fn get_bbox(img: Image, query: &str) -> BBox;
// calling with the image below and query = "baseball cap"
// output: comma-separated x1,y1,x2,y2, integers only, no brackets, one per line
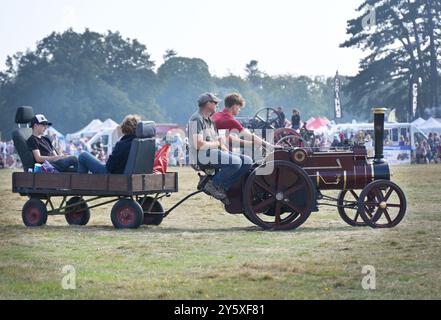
198,92,221,107
30,114,52,127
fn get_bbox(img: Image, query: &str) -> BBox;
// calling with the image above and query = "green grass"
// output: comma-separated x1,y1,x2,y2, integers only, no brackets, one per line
0,165,440,299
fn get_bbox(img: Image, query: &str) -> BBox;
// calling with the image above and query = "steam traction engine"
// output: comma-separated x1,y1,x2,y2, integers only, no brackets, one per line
224,108,407,231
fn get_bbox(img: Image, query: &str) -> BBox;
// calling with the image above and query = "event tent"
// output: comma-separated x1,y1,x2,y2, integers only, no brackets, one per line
412,117,426,126
67,119,104,140
66,118,119,141
101,119,119,130
419,117,441,135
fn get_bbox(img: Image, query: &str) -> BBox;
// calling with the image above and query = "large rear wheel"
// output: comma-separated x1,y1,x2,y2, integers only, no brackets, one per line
243,160,315,231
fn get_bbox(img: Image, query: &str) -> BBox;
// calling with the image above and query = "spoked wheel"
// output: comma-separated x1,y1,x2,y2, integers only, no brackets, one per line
251,107,284,131
243,160,315,231
22,198,48,227
337,190,368,227
138,197,164,226
65,197,90,226
357,180,407,228
111,199,143,229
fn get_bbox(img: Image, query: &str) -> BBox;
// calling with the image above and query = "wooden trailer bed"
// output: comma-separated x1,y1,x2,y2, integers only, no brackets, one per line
12,172,178,197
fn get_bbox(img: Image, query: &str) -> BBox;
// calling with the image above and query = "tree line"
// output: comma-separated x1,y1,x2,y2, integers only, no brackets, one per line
1,0,440,139
0,29,348,139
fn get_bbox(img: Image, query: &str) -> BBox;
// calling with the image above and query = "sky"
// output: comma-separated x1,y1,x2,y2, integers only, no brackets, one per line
0,0,364,77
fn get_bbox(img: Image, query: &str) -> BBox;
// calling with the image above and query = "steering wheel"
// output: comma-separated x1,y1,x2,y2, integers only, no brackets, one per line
251,108,284,131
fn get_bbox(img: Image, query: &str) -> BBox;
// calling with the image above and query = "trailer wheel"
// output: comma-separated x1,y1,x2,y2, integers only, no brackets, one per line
111,199,143,229
138,197,164,226
22,198,48,227
65,197,90,226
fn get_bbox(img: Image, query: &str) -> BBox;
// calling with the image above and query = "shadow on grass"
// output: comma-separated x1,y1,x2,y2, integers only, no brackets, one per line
0,224,363,234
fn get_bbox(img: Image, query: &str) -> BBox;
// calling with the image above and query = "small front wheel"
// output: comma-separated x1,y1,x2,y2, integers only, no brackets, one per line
357,180,407,228
111,199,143,229
22,198,48,227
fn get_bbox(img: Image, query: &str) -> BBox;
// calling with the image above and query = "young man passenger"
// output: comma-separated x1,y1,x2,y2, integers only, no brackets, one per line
187,93,253,204
212,93,275,151
27,114,78,172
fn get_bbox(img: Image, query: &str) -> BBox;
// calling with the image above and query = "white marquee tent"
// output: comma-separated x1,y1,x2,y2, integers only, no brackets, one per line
101,119,119,130
411,117,426,126
66,119,104,141
418,117,441,135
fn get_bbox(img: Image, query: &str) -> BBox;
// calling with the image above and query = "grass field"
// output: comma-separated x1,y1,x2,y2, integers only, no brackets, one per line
0,165,440,300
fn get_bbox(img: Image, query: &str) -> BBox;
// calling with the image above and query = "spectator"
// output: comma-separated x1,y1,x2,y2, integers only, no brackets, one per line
275,107,286,128
399,135,406,147
365,134,373,148
6,141,15,155
331,134,341,149
355,130,365,145
428,133,435,163
0,140,6,158
416,141,428,164
291,109,301,130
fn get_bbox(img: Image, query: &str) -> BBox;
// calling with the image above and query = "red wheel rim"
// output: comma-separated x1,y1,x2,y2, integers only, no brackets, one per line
117,206,136,226
26,207,42,224
69,208,86,222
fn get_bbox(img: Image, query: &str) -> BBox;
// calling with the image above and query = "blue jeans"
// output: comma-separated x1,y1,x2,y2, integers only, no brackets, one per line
208,150,253,191
51,156,78,172
78,152,108,174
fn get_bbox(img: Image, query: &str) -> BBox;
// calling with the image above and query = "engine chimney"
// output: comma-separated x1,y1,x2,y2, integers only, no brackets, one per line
372,108,387,163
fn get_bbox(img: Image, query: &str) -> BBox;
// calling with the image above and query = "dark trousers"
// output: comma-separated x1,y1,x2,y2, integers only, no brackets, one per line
51,156,78,172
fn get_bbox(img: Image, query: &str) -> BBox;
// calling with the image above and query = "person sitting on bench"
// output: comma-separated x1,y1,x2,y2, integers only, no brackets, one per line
78,115,141,174
27,114,78,172
188,92,253,204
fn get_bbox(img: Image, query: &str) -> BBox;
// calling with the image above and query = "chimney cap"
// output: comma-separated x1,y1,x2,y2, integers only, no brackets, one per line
372,108,388,115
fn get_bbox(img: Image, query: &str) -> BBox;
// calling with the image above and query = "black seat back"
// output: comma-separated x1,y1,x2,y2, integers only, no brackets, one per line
124,121,156,175
12,107,35,172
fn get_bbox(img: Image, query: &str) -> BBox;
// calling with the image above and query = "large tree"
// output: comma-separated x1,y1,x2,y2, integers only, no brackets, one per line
0,29,163,138
341,0,441,120
156,57,215,124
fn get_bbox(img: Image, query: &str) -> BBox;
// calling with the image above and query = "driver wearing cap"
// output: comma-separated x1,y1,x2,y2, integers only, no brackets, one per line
187,93,253,204
27,114,78,172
